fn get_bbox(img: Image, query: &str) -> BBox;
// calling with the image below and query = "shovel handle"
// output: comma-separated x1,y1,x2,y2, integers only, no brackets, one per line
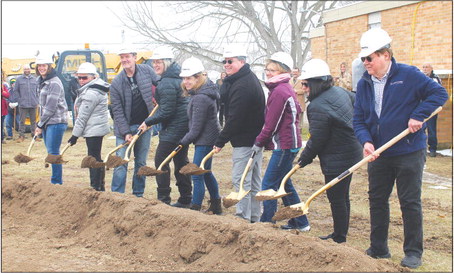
277,164,300,192
26,135,37,157
123,131,142,161
60,143,71,156
200,149,216,170
157,145,183,170
304,106,443,208
104,141,128,163
238,150,257,194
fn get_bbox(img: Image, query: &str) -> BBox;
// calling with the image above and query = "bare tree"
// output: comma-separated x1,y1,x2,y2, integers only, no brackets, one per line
114,1,349,69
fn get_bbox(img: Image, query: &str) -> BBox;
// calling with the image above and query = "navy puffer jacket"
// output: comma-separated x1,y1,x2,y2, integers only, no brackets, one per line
145,62,189,143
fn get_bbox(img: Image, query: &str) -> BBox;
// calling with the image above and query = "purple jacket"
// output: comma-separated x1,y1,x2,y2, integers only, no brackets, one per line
254,77,302,150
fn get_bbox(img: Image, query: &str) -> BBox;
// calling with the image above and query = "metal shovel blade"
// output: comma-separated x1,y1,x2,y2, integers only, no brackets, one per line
223,189,250,208
272,203,307,221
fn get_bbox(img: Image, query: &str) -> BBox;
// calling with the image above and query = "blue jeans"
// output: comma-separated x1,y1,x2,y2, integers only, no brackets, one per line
42,123,67,184
260,149,309,228
111,124,152,197
191,145,220,205
5,109,20,137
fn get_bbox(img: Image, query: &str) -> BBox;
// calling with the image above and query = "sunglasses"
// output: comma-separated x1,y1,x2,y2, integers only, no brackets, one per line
77,76,89,80
361,55,374,63
301,82,308,87
222,60,234,65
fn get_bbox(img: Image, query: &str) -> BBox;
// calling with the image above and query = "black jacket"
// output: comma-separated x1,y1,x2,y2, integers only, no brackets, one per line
145,62,189,143
299,86,362,175
215,64,265,148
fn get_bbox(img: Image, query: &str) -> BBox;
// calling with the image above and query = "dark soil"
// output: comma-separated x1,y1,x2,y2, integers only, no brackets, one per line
81,156,106,169
137,166,166,176
179,163,210,175
105,155,126,169
13,153,34,164
45,154,68,164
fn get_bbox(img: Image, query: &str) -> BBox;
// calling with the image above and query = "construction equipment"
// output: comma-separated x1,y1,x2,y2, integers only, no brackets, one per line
272,107,443,221
223,151,257,208
255,164,300,201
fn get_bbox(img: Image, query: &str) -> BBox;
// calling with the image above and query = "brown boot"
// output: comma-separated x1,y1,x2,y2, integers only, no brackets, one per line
16,136,25,143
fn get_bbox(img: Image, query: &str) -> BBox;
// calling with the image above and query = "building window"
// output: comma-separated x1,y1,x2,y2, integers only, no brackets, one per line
368,12,381,29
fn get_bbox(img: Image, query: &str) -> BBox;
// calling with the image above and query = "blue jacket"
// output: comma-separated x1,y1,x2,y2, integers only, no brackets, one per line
353,58,448,157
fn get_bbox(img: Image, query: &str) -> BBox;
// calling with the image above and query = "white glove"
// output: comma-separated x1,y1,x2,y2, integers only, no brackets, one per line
9,102,18,109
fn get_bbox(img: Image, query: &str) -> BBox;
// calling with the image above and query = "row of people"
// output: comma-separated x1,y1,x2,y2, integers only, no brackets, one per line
26,27,447,270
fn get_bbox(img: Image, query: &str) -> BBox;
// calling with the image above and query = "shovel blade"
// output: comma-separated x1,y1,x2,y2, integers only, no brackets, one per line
255,189,278,201
272,203,307,221
223,190,250,208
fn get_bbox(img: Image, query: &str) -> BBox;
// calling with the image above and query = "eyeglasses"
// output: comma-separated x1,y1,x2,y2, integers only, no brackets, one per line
77,76,89,80
222,60,234,65
361,55,374,63
301,82,308,87
264,69,277,73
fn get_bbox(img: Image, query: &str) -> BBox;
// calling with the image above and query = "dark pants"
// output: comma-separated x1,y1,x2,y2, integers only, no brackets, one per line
219,103,225,127
155,141,192,204
325,173,352,243
367,149,425,258
86,136,105,191
426,115,437,152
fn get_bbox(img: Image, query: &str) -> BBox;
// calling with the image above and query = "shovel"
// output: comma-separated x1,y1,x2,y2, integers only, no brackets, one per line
255,164,300,201
13,135,39,164
106,105,159,169
103,141,129,169
180,149,216,175
272,106,442,221
137,145,183,176
223,150,257,208
45,143,71,164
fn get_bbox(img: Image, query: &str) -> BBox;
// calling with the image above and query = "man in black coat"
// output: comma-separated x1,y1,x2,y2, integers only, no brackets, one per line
214,46,265,223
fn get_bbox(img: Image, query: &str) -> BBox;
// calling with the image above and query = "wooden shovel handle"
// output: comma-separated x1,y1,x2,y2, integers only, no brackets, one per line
304,106,443,207
60,143,71,156
26,135,37,156
157,145,183,170
200,149,216,170
238,151,257,193
277,164,300,192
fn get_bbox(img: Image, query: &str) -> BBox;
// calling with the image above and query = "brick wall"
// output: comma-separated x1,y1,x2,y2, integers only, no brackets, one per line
311,1,453,148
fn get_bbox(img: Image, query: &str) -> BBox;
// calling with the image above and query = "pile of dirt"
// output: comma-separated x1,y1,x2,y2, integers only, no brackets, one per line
1,179,405,272
13,153,34,164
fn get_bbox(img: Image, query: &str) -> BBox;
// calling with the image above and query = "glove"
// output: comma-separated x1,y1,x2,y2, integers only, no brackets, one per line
251,144,262,154
9,102,18,109
68,135,78,146
298,154,312,167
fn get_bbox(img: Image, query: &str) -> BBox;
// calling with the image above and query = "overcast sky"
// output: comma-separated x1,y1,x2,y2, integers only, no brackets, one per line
2,1,148,59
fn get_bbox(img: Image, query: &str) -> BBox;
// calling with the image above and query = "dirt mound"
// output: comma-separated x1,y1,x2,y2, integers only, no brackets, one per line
13,153,34,164
1,179,404,272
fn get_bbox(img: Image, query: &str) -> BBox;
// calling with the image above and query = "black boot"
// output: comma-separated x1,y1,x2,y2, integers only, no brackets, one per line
190,203,201,211
157,187,171,205
98,168,106,191
205,198,222,215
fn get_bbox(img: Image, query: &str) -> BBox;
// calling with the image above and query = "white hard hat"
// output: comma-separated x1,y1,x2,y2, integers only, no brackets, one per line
77,62,97,75
35,54,54,64
152,47,174,60
298,59,331,80
358,28,392,58
117,44,137,55
269,52,294,71
223,45,247,58
180,57,205,77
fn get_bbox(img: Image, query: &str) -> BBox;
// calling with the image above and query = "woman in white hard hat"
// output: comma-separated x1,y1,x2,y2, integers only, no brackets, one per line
138,47,192,207
178,57,222,214
297,59,362,243
251,52,310,231
67,62,110,191
34,54,69,185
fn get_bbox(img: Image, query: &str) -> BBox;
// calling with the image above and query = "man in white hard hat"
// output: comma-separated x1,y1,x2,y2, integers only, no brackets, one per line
13,63,38,142
213,45,265,223
353,28,448,269
110,45,160,197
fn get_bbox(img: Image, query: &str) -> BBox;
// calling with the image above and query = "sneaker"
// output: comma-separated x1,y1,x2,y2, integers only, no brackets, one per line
429,151,436,157
280,224,311,232
171,201,191,208
400,255,422,269
366,248,391,259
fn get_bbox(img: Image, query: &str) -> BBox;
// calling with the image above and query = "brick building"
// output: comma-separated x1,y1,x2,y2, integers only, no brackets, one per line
310,1,452,149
